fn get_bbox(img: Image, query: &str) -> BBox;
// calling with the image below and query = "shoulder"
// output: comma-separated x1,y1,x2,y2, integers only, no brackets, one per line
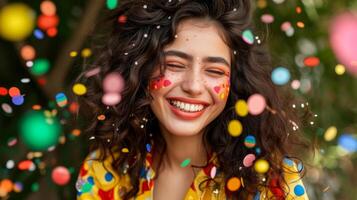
75,149,131,199
281,158,310,200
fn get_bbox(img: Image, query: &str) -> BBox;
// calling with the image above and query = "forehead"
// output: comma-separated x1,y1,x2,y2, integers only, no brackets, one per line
164,18,231,64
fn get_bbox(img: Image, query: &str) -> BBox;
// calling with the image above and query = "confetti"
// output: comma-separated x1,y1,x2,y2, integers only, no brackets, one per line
228,119,243,137
235,100,248,117
106,0,118,10
12,95,24,106
9,87,20,97
31,58,50,75
81,48,92,58
72,83,87,95
244,135,256,148
324,126,337,141
254,159,270,173
271,67,290,85
180,158,191,167
40,1,56,16
261,14,274,24
52,166,71,185
242,29,254,45
227,177,241,191
1,103,12,114
243,154,256,167
55,92,68,107
20,45,36,60
247,94,266,115
303,56,320,67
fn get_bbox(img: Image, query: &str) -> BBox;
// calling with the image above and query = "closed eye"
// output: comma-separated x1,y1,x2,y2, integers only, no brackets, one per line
206,70,225,75
166,64,185,68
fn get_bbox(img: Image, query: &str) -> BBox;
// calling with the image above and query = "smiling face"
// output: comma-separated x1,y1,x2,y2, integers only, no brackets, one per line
149,18,231,137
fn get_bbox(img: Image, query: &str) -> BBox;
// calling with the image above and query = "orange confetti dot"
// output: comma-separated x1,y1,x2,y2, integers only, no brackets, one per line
72,129,81,136
8,87,20,97
32,104,42,110
97,114,106,121
304,56,320,67
297,21,305,28
0,179,13,193
227,177,241,191
41,1,56,16
47,27,57,37
20,45,36,60
296,6,302,14
18,160,33,170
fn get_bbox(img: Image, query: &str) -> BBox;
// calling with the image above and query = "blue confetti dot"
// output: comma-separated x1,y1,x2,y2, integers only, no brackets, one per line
104,172,113,182
255,147,261,155
146,143,151,152
271,67,290,85
294,185,305,196
34,29,44,40
12,95,24,105
338,134,357,153
87,176,94,185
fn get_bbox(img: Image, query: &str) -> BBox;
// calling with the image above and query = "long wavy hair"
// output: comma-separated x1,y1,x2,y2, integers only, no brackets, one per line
76,0,311,199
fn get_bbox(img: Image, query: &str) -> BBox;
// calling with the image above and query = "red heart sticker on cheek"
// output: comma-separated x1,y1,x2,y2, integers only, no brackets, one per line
214,86,221,94
163,79,171,87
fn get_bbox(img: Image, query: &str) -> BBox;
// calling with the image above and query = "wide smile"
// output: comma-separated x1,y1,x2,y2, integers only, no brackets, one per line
165,98,210,120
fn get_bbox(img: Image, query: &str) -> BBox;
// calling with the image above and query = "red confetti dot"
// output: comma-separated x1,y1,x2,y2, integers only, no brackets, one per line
8,87,20,97
0,87,8,96
52,166,71,185
304,56,320,67
118,15,127,24
37,14,59,30
47,27,58,37
18,160,33,170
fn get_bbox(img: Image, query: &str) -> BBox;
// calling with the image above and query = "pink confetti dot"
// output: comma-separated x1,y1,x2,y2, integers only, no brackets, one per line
247,94,266,115
261,14,274,24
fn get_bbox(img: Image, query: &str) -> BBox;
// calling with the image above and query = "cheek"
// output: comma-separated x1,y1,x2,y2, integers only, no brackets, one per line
148,72,181,91
209,78,230,101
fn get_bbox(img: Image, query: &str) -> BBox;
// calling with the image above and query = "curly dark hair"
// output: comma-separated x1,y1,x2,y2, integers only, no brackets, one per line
76,0,311,199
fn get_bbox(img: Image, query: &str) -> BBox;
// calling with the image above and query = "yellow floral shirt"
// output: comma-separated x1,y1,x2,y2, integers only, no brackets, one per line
76,150,309,200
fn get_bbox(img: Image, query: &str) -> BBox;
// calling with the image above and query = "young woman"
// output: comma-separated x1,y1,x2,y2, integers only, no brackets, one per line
75,0,311,199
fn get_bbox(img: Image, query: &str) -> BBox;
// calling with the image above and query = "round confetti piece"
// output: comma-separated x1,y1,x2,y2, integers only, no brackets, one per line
0,87,7,96
273,0,285,4
0,179,13,193
244,135,256,148
254,159,270,173
12,95,24,106
291,80,300,90
20,45,36,60
242,29,254,45
335,64,345,75
294,185,305,196
31,58,50,75
103,72,125,93
324,126,337,141
37,14,59,31
20,78,30,83
146,143,151,152
243,154,256,167
281,21,292,32
47,27,57,37
227,177,241,191
180,158,191,167
18,160,34,170
81,48,92,58
235,100,248,117
8,87,20,97
338,134,357,153
69,51,78,57
102,93,122,106
55,92,68,107
118,15,127,24
228,119,243,137
71,129,81,136
97,114,106,121
106,0,118,10
40,1,56,16
247,94,266,115
52,166,71,185
261,14,274,24
1,103,13,114
7,137,17,146
72,83,87,95
0,3,36,42
121,148,129,153
34,28,44,39
303,56,320,67
271,67,290,85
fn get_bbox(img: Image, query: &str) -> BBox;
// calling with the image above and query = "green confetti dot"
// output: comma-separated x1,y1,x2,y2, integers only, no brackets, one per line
31,58,50,76
31,183,39,192
106,0,118,10
180,158,191,168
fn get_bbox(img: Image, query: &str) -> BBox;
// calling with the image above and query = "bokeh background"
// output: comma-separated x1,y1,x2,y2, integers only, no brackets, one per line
0,0,356,199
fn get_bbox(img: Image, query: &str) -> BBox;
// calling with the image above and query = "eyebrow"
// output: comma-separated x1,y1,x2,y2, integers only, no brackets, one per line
163,50,230,68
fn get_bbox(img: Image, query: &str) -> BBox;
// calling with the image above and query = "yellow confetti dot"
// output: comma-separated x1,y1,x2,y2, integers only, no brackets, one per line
81,48,92,58
69,51,78,57
254,159,270,174
257,0,267,9
121,148,129,153
335,64,345,75
324,126,337,141
235,100,248,117
228,120,243,137
72,83,87,95
227,177,241,191
97,114,106,121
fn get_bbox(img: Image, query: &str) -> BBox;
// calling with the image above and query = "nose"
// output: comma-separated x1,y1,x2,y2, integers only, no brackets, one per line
180,66,204,96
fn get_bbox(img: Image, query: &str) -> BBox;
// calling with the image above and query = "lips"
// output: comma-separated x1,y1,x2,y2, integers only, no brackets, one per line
165,97,210,120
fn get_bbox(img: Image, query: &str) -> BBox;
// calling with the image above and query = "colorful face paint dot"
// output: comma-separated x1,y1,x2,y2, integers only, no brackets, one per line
254,159,270,174
271,67,290,85
228,119,243,137
283,158,294,167
227,177,241,191
235,100,248,117
243,154,256,167
247,94,266,115
72,83,87,95
180,158,191,167
242,29,254,45
244,135,256,148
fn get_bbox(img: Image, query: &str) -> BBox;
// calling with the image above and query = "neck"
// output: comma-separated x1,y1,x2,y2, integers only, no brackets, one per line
158,127,209,172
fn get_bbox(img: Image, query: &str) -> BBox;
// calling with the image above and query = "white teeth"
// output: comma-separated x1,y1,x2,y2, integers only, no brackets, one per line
169,100,205,112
